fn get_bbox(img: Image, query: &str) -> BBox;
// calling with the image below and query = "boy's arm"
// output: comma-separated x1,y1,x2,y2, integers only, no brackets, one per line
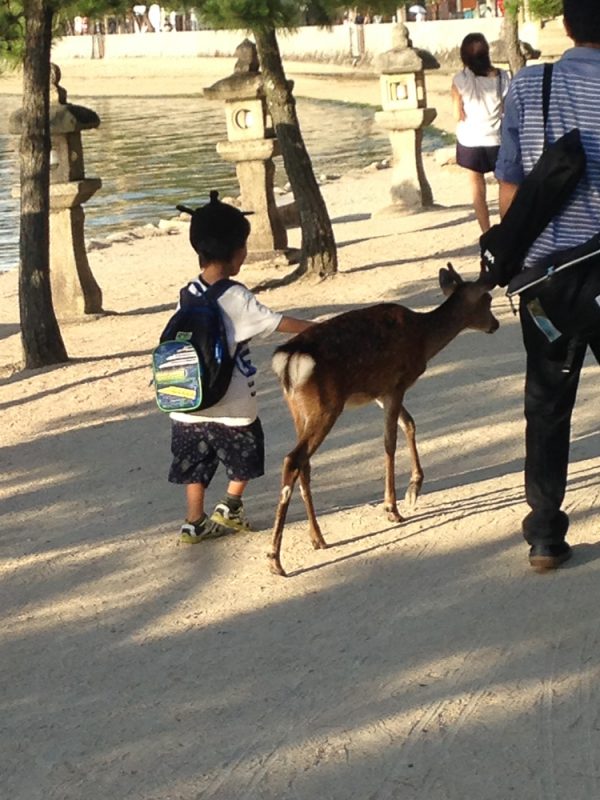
276,316,314,335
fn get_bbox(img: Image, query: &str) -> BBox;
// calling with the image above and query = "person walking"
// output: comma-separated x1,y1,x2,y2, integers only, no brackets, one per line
495,0,600,572
452,33,510,232
166,192,313,544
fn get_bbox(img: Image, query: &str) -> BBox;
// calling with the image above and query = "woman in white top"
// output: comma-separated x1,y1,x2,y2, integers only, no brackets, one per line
452,33,510,232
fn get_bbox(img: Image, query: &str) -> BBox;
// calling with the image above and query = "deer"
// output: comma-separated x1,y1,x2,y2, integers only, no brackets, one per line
267,263,499,577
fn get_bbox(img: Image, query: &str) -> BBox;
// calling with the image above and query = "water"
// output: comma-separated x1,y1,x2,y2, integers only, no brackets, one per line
0,94,443,272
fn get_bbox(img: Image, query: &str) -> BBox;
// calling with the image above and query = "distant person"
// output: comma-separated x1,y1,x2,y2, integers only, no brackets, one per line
451,33,510,232
148,3,161,32
167,192,313,544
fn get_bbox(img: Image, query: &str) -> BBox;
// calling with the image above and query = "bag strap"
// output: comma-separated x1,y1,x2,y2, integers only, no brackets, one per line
542,62,553,150
180,278,238,306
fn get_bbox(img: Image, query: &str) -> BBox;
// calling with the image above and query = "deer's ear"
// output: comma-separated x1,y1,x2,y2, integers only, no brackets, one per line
439,262,461,296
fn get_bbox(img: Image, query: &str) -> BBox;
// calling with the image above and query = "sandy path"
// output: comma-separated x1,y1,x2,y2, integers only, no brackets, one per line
2,57,600,800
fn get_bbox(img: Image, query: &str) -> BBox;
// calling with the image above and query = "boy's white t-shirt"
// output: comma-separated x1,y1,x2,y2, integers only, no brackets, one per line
170,279,283,426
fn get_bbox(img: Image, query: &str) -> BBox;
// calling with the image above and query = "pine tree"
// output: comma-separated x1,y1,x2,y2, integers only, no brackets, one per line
2,0,68,368
198,0,339,276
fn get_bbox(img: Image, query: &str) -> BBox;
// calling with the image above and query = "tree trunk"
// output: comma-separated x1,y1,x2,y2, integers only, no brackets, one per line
253,26,338,277
502,9,526,75
19,0,68,368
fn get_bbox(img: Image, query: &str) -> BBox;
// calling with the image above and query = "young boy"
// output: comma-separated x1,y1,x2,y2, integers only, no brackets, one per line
169,190,312,543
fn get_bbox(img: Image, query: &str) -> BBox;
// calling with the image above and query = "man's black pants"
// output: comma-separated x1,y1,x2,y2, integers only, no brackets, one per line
519,301,600,547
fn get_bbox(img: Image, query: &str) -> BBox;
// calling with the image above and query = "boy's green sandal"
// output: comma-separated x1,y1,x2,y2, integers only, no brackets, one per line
179,514,233,544
211,501,252,533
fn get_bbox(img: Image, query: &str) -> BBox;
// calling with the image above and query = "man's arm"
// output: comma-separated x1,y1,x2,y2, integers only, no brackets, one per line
494,78,524,215
498,181,519,218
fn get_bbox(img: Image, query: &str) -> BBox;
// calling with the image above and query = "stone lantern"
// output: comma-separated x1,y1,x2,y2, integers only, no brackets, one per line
374,25,437,211
9,64,103,319
204,40,287,256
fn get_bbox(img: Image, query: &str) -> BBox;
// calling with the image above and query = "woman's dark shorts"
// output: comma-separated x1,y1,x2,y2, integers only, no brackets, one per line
168,418,265,485
456,142,500,174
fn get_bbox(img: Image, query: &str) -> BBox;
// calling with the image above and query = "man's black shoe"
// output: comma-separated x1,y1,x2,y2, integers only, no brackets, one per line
529,542,572,573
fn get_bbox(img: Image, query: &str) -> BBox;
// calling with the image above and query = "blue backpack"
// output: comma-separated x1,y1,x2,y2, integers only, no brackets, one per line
152,279,238,413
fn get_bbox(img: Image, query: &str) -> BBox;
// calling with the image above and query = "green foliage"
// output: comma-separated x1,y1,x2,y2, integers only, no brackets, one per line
196,0,347,31
504,0,562,20
0,0,131,65
0,0,25,65
528,0,562,19
197,0,301,31
55,0,130,21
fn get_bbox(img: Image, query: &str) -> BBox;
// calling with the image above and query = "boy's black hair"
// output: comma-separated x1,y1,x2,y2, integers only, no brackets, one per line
176,190,252,263
563,0,600,44
460,33,493,77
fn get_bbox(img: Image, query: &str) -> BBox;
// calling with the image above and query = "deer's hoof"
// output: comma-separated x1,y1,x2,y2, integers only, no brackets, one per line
267,553,287,577
404,483,421,509
385,506,404,523
311,538,328,551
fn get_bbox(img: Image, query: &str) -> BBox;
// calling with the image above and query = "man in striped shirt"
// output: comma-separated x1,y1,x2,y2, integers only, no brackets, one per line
495,0,600,572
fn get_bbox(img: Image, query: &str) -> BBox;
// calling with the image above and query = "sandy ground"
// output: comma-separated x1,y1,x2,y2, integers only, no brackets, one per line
2,53,600,800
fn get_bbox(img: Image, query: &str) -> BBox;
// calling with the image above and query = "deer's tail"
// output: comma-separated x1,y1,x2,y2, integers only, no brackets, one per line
272,350,316,391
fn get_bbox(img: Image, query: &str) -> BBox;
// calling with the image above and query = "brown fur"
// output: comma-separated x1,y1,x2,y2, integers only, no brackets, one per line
268,264,498,576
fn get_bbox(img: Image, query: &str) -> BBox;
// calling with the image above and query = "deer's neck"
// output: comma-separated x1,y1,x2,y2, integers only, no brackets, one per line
420,293,472,362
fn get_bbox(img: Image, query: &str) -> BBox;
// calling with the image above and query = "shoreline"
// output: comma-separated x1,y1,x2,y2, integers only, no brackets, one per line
0,55,457,134
0,59,455,274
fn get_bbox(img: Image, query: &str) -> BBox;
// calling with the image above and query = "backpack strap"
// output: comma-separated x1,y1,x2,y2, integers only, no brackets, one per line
180,277,243,359
203,278,240,301
180,277,240,306
542,62,553,150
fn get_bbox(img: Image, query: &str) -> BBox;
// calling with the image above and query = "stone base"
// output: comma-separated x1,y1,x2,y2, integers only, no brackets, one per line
50,204,103,319
245,248,300,266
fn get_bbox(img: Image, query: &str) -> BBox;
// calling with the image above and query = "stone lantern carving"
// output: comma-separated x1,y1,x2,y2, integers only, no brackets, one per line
374,25,437,211
9,64,103,319
204,40,287,256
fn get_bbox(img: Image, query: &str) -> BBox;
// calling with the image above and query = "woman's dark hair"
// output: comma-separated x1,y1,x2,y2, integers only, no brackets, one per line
460,33,493,77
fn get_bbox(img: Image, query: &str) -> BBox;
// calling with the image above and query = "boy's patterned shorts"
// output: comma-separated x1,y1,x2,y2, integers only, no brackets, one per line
168,418,265,486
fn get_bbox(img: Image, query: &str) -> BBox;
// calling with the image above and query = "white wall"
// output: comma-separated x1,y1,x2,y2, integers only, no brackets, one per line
52,20,539,64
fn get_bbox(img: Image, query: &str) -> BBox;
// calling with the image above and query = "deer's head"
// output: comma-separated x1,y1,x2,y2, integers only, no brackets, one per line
439,262,499,334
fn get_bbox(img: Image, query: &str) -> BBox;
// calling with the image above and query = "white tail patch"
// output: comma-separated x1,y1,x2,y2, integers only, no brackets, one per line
272,351,315,388
271,351,289,380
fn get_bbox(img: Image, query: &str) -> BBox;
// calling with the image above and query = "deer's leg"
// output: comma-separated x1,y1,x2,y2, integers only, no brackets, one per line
398,405,424,509
268,403,340,577
268,447,304,577
382,397,404,523
298,461,327,551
